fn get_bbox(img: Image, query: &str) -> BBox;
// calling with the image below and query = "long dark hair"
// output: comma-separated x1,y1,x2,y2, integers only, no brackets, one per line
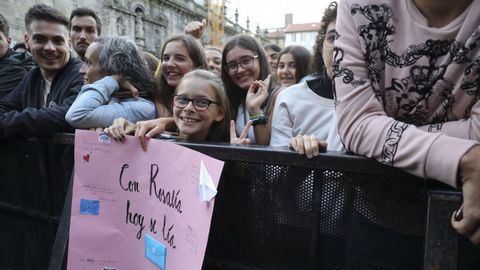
221,34,273,119
277,45,312,83
155,34,207,112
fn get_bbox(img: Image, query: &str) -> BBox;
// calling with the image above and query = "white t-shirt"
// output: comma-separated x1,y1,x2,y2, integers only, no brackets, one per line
270,80,343,151
42,79,52,108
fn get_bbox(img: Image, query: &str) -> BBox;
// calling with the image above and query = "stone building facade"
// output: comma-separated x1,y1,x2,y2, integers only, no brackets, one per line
0,0,247,54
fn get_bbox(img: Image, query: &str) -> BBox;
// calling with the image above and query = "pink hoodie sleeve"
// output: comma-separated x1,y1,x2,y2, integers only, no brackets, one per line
417,100,480,140
333,0,478,188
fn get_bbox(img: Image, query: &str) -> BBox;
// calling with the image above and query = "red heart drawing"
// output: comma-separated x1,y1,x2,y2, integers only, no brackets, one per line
83,154,90,163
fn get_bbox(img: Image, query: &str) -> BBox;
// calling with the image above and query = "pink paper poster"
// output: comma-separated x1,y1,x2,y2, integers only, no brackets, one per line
67,130,224,270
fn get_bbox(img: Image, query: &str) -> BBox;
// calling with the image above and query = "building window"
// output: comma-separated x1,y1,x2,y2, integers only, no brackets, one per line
301,32,306,41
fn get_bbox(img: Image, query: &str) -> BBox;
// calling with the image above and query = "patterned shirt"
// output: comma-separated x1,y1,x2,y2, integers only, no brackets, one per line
334,0,480,187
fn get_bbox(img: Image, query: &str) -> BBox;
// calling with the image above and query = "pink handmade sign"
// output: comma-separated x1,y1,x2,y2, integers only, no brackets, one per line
67,130,224,270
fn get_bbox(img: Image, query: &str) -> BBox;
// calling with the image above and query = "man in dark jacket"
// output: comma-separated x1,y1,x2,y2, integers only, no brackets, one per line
0,12,36,99
0,4,83,138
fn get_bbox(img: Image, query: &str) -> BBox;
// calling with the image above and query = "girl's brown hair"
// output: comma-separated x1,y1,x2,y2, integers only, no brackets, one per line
277,45,312,83
221,34,275,119
175,70,232,142
155,34,208,112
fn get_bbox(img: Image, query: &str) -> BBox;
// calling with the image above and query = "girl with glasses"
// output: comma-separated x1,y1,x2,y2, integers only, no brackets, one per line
106,70,231,145
171,70,230,142
222,34,277,145
104,34,208,142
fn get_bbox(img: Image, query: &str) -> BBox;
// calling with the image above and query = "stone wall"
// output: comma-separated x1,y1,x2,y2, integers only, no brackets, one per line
1,0,244,54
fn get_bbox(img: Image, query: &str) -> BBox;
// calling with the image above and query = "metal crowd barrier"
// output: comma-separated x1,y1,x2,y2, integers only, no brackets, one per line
0,134,478,270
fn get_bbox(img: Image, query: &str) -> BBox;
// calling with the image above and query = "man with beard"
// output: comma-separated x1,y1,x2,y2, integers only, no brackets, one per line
0,4,83,138
69,7,101,61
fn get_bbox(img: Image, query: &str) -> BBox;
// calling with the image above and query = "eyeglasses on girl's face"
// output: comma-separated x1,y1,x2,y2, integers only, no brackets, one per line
224,55,258,74
172,95,218,111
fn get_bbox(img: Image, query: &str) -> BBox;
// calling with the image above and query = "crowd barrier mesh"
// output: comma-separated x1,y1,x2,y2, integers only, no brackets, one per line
0,136,479,270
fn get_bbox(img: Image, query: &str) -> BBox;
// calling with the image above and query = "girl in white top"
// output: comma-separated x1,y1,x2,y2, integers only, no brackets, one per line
271,2,342,157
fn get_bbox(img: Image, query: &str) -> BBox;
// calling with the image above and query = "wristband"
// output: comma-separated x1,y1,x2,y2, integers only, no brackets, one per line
249,112,264,120
252,115,267,126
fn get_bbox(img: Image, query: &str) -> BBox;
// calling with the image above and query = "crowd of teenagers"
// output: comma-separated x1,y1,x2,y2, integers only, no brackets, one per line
0,0,480,255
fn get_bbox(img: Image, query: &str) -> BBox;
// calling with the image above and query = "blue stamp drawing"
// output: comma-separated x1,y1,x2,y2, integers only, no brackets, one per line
79,199,100,215
145,234,166,270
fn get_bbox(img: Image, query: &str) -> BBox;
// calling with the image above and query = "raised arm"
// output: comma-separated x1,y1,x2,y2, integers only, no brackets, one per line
246,75,271,146
184,19,206,39
66,76,155,128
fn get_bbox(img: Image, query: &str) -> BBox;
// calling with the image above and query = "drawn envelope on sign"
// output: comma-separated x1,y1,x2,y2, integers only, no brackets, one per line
145,234,166,270
79,199,99,215
198,160,217,202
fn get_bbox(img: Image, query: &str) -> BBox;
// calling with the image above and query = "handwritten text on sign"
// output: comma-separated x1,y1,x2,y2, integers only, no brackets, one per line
68,130,224,270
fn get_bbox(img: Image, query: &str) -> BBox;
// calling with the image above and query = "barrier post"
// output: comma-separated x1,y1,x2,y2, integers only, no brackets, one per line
423,191,462,270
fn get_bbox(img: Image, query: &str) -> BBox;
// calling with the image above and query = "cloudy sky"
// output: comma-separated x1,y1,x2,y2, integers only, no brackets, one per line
226,0,333,29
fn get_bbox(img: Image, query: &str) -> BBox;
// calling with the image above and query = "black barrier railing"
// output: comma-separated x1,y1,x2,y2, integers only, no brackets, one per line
0,136,73,270
0,133,479,270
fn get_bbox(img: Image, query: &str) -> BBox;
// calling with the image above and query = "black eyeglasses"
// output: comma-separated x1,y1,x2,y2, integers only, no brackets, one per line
172,95,218,111
224,55,258,74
